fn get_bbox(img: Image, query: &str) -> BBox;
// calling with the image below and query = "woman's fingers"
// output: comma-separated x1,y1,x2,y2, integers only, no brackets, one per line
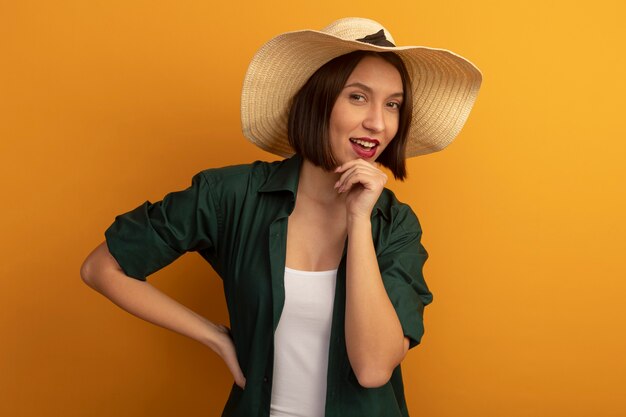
334,159,388,217
335,162,374,188
336,170,384,194
337,169,375,193
335,158,378,172
334,160,387,193
215,324,246,389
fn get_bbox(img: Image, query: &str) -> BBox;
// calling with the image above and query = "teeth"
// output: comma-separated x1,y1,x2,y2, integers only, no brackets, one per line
350,139,376,148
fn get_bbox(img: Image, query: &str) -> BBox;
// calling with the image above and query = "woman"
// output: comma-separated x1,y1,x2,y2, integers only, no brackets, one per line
81,17,481,417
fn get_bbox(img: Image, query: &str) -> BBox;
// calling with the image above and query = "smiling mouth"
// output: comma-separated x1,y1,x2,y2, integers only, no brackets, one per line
349,138,379,149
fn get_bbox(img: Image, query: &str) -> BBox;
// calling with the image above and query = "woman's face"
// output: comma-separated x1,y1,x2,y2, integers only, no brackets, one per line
328,55,403,166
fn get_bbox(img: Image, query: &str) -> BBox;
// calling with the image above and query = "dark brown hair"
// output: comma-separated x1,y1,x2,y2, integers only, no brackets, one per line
287,50,413,180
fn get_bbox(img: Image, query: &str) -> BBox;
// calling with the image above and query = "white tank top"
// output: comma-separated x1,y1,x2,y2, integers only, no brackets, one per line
269,267,338,417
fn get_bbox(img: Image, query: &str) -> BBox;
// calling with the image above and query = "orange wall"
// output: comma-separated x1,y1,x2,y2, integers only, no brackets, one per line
2,1,625,416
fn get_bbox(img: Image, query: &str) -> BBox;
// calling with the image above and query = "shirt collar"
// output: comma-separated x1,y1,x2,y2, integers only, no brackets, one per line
258,154,302,196
258,153,388,220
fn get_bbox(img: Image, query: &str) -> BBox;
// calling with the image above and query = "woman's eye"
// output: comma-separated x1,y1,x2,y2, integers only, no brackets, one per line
349,93,366,101
387,102,401,109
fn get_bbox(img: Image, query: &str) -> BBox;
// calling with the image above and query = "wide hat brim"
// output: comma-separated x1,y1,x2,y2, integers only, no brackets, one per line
241,17,483,158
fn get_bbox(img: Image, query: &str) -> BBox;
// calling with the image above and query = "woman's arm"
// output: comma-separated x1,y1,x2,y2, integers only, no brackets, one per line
345,217,409,388
335,160,410,388
80,241,246,388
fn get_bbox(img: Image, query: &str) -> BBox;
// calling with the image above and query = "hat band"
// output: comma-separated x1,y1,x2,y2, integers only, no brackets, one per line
356,29,395,47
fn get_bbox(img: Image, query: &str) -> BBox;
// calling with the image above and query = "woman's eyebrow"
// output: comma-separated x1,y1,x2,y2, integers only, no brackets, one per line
343,82,403,98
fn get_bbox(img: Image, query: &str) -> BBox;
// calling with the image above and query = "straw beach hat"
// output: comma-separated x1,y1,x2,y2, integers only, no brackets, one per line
241,17,482,158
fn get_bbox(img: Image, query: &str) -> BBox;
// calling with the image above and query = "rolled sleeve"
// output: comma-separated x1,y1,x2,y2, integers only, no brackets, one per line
104,172,219,281
378,208,433,349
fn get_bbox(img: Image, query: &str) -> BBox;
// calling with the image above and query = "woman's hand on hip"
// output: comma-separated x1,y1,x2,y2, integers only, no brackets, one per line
211,324,246,389
335,159,387,220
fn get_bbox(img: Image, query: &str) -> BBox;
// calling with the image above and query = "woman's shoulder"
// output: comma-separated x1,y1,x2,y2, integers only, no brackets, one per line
195,158,292,189
197,159,277,184
192,158,297,203
375,187,422,232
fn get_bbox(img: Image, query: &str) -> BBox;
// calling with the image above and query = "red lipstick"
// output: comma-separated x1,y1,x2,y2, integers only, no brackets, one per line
349,137,379,158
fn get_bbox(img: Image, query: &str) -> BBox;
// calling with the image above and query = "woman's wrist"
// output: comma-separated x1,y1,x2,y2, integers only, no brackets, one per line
199,320,224,350
347,214,372,232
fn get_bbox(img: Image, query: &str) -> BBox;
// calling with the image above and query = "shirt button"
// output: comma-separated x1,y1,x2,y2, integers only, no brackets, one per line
263,376,269,383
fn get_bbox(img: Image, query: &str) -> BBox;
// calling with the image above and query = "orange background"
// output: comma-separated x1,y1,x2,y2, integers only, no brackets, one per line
2,1,625,416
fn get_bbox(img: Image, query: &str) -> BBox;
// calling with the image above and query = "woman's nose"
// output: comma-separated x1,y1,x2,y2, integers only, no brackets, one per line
362,104,385,133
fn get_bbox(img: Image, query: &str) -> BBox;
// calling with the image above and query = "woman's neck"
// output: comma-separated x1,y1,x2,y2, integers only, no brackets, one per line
297,159,345,206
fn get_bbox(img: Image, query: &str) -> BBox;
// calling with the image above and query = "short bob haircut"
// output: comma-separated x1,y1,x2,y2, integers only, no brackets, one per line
288,50,413,180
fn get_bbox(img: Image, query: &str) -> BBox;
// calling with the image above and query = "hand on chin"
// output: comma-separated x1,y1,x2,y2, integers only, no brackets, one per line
333,159,387,219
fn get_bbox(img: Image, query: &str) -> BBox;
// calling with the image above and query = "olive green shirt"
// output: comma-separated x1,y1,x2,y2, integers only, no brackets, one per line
105,154,433,417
